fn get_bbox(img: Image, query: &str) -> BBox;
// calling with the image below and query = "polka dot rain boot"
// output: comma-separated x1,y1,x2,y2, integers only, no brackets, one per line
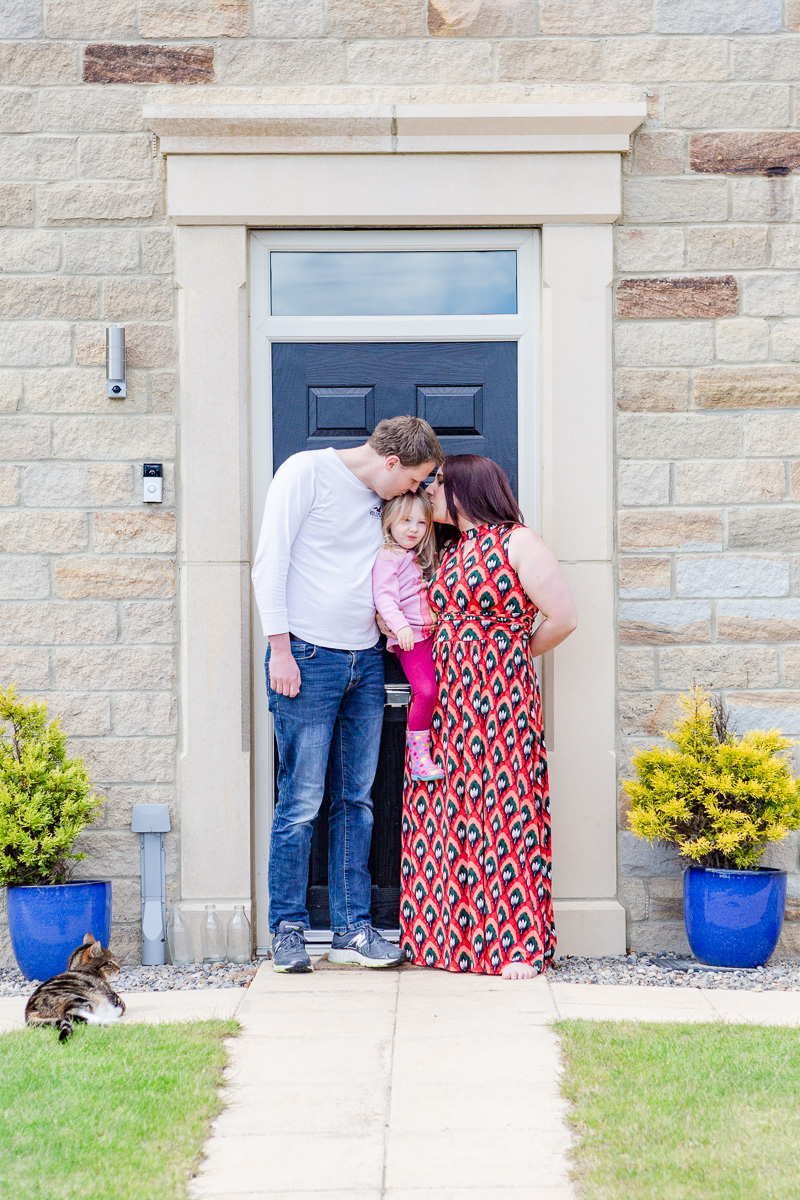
406,729,445,781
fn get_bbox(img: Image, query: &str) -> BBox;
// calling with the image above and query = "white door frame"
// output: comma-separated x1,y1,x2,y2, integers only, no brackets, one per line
250,228,540,953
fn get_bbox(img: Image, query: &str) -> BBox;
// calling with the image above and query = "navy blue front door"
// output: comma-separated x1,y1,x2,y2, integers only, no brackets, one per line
271,341,518,928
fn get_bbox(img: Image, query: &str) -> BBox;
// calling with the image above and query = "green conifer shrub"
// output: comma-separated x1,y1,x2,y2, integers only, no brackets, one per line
625,686,800,870
0,685,103,887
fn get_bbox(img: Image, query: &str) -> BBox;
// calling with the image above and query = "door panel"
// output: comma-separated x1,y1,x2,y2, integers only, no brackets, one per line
271,341,518,928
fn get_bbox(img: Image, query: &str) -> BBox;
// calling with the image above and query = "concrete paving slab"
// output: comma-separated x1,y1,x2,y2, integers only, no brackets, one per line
388,1080,573,1134
240,1008,396,1040
0,997,23,1032
213,1081,388,1136
122,990,244,1023
390,1035,562,1086
704,989,800,1026
192,1132,385,1195
384,1189,577,1199
384,1129,574,1192
550,982,719,1023
223,1034,393,1088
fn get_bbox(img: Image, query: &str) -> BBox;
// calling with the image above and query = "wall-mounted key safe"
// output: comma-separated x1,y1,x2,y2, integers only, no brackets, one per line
143,463,163,503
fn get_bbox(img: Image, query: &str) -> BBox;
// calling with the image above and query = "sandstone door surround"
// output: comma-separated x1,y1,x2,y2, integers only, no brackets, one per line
147,96,646,955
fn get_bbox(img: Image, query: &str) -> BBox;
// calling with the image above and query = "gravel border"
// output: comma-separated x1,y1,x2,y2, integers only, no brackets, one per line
0,961,259,997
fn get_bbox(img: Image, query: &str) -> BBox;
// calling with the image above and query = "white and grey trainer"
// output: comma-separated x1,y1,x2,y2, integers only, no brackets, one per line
271,920,313,973
328,925,406,968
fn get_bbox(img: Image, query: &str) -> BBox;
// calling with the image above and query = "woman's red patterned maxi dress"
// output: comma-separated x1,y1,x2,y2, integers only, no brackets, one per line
399,523,556,974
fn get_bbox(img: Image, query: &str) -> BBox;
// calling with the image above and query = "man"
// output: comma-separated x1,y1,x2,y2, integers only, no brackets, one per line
252,416,443,972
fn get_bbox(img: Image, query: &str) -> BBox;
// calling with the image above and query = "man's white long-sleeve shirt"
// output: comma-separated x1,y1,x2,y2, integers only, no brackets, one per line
251,448,384,650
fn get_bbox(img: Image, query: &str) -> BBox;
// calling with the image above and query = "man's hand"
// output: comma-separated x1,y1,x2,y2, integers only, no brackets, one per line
268,633,302,697
396,626,414,652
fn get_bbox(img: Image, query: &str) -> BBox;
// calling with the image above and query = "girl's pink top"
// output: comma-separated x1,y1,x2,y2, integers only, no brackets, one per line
372,546,434,652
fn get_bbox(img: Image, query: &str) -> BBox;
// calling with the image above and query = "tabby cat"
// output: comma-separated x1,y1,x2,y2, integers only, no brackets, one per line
25,932,126,1042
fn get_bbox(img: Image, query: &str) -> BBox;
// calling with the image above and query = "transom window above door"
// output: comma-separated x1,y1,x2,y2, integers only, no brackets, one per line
269,250,517,317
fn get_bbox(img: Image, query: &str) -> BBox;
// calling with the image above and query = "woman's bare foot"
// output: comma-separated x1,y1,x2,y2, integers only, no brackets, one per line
501,961,538,981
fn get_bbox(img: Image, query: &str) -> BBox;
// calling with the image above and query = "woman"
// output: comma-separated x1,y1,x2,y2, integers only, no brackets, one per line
399,455,578,979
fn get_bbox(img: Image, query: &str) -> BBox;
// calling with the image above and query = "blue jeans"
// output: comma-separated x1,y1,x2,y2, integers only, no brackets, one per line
267,639,385,935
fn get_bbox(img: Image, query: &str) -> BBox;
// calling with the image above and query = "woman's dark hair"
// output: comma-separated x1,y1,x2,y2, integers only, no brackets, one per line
443,454,523,528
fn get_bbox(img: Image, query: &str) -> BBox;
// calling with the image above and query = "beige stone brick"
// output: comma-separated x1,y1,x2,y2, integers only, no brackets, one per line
51,416,175,460
0,648,49,689
618,413,742,459
781,646,800,686
618,462,670,507
674,460,784,505
659,645,779,689
150,372,175,413
618,647,657,690
0,183,33,227
619,692,683,736
347,39,492,83
39,88,142,134
62,230,139,275
615,228,684,273
731,36,800,80
253,0,325,36
771,227,800,268
109,877,145,922
731,177,791,223
686,226,768,270
744,413,800,456
0,42,78,86
497,39,602,80
215,40,346,85
621,876,648,921
54,647,176,695
726,692,800,737
648,878,683,921
0,510,87,553
0,601,116,645
677,554,789,598
113,692,177,736
0,556,49,600
327,0,424,35
624,178,728,224
76,323,174,367
0,415,50,460
615,368,689,413
55,557,175,601
693,365,800,409
0,89,38,134
103,278,173,322
0,0,42,39
617,276,737,320
615,322,714,367
743,273,800,318
0,276,97,320
630,132,686,176
31,692,112,736
120,601,176,644
93,512,176,554
619,510,722,552
25,367,146,414
603,36,727,82
430,0,535,35
715,318,770,364
0,320,80,366
663,84,790,129
23,462,133,508
0,230,61,272
629,920,690,954
619,600,712,645
728,508,800,551
0,374,21,413
0,135,75,181
140,229,172,275
39,182,157,225
717,599,800,642
45,0,136,36
78,135,152,181
139,0,250,37
656,0,781,34
691,130,800,175
619,556,670,599
0,465,18,506
540,0,651,34
788,0,800,30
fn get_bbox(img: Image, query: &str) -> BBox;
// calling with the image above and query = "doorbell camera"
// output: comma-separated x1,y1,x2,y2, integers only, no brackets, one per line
143,463,163,504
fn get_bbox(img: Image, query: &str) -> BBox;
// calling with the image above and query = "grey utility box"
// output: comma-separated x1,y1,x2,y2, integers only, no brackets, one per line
131,803,171,966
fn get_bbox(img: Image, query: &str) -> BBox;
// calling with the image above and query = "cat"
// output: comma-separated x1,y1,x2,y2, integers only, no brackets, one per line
25,932,126,1043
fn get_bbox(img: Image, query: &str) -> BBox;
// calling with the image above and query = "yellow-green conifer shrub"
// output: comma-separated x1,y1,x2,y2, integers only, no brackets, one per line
625,687,800,870
0,685,103,887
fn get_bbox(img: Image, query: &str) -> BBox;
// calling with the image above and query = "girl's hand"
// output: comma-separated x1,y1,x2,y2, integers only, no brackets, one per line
397,626,415,652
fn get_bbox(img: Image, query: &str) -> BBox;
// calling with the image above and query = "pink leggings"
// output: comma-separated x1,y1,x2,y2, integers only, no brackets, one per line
396,637,438,732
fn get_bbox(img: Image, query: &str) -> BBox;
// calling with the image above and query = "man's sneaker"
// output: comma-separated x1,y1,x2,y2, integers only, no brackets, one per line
328,925,406,969
271,921,313,973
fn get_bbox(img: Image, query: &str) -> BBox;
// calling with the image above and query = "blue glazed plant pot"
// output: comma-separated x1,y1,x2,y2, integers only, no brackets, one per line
683,866,787,969
6,879,112,982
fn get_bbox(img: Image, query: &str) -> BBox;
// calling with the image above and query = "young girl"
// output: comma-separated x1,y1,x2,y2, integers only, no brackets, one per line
372,491,444,782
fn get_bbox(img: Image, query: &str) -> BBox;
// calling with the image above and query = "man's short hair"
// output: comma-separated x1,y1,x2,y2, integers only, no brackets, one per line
368,416,444,468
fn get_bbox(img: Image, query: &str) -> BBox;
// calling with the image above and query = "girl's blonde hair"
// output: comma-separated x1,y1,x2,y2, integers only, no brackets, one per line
381,490,437,578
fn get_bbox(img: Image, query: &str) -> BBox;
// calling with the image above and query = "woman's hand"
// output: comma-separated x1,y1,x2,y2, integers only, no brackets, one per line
396,626,415,651
375,612,392,638
507,527,578,656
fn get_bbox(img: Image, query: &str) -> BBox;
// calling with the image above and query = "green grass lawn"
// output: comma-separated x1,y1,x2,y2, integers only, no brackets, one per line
558,1020,800,1200
0,1019,238,1200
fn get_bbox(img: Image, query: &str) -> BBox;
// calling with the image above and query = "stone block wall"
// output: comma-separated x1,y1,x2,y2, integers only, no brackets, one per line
2,0,800,960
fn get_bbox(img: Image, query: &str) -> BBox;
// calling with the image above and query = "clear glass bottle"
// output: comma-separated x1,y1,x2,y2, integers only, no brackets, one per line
227,905,252,964
167,905,194,965
201,904,225,963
